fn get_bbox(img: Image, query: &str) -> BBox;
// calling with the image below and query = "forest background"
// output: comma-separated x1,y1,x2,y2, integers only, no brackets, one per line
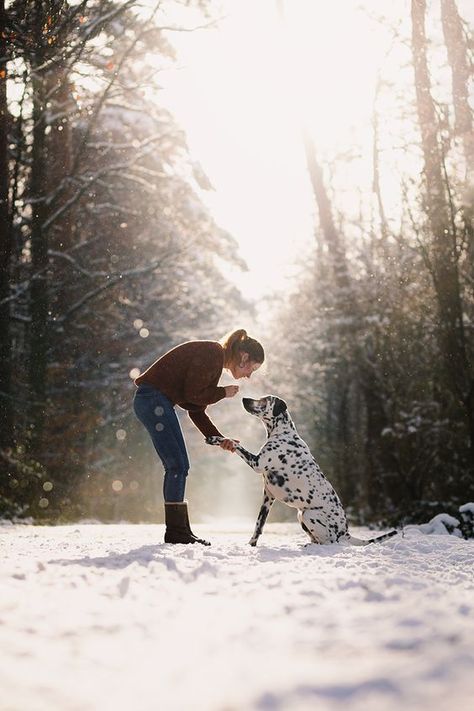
0,0,473,527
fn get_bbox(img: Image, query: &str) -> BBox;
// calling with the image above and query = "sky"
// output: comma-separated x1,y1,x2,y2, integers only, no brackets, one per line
155,0,473,301
156,0,399,299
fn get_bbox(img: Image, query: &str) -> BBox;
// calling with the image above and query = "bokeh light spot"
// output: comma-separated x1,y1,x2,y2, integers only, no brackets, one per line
116,429,127,441
112,480,123,492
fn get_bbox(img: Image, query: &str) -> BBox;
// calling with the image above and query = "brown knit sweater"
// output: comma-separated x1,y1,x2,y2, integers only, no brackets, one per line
134,340,226,438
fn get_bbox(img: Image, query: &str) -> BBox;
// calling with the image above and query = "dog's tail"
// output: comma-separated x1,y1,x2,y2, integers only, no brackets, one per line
346,529,398,546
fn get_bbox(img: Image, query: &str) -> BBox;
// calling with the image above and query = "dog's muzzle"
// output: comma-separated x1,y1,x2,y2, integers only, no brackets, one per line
242,397,256,412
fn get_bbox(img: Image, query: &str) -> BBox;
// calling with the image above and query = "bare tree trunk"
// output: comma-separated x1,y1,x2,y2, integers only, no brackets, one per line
411,0,474,456
440,0,474,177
372,75,389,242
277,0,398,516
28,1,49,450
302,130,352,294
275,1,352,293
440,0,474,297
0,0,14,448
302,133,393,513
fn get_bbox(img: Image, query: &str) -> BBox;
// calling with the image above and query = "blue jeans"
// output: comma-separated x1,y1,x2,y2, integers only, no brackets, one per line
133,384,189,502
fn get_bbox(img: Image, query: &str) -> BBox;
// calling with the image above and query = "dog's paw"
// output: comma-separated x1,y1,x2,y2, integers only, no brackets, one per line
248,539,257,547
205,436,224,446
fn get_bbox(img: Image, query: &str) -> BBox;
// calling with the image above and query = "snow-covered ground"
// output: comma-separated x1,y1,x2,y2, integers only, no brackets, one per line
1,522,473,711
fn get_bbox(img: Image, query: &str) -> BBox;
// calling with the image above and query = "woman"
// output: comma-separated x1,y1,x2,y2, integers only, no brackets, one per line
133,329,264,546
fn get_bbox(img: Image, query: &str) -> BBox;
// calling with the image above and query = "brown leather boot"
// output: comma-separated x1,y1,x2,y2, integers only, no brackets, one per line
164,501,211,546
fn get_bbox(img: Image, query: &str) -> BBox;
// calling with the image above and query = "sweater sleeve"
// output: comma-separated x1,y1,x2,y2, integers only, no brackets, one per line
187,408,224,438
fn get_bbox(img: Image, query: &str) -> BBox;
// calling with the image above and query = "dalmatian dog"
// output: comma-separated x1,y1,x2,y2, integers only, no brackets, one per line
207,395,397,547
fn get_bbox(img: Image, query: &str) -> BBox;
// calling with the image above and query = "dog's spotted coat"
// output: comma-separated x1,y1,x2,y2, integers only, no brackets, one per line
207,395,397,547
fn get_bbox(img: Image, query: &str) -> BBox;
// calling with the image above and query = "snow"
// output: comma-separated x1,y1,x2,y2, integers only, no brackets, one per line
403,505,474,539
405,512,463,537
1,522,473,711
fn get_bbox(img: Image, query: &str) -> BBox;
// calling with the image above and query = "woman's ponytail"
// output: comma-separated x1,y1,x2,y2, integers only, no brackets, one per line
221,329,264,366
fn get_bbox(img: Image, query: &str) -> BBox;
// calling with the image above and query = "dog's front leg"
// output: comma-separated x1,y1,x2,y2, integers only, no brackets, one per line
234,444,262,472
206,437,261,472
249,488,275,546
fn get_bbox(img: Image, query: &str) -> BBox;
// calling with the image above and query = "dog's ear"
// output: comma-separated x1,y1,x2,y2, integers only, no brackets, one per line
272,398,288,418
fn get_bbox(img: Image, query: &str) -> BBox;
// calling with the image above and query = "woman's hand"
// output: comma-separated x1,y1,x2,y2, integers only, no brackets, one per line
219,438,240,452
224,385,239,398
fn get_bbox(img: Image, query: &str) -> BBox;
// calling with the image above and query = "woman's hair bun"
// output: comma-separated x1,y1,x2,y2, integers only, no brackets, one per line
221,329,264,364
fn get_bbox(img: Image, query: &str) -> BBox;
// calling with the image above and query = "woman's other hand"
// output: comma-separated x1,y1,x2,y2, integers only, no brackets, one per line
219,438,240,452
224,385,239,398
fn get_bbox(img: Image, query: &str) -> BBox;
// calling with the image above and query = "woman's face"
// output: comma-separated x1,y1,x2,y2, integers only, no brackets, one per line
229,352,262,380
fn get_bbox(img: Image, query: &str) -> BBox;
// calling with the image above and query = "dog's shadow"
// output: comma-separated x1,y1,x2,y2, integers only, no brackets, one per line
254,542,346,562
47,541,345,571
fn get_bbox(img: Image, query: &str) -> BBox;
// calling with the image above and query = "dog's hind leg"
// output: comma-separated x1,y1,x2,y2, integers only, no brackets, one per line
249,489,275,546
297,509,335,544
